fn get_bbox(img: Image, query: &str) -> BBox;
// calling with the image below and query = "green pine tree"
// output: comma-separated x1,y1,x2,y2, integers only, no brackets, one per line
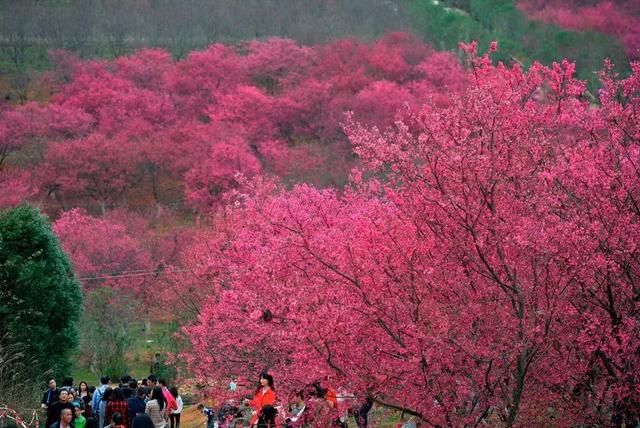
0,205,83,381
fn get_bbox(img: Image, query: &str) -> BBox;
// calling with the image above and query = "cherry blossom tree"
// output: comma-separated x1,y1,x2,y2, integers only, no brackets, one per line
517,0,640,60
243,38,315,94
184,137,262,212
114,48,174,90
183,47,640,426
53,208,153,291
3,33,470,214
39,134,141,212
0,169,36,209
0,104,46,168
166,43,246,119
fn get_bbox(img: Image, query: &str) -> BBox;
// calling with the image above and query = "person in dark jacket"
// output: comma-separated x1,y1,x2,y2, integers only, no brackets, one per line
131,414,154,428
354,396,374,428
119,376,133,399
42,378,60,409
49,406,74,428
47,389,75,428
126,380,137,400
127,387,147,428
78,381,92,417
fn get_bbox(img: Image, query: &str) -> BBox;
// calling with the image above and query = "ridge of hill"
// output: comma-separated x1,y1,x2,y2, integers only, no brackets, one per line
0,0,632,100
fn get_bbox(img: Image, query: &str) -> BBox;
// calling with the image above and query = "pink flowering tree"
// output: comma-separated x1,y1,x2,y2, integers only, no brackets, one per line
183,47,639,426
53,208,153,292
1,33,471,214
517,0,640,60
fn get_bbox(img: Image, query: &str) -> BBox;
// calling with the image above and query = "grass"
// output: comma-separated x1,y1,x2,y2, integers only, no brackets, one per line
71,319,179,385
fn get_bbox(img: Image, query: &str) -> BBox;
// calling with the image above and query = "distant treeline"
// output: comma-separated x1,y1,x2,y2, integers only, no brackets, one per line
0,0,631,94
0,0,409,69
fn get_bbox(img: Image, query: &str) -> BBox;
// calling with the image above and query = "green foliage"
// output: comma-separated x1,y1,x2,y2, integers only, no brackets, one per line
0,205,83,381
80,287,138,381
407,0,629,88
141,321,182,385
151,355,177,386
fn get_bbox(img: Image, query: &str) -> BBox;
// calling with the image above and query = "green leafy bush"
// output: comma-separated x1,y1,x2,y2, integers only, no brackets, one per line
0,205,83,381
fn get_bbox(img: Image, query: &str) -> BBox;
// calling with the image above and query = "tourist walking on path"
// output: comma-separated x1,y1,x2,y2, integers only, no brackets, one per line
168,387,182,428
42,378,60,410
92,377,110,423
74,402,87,428
127,387,147,427
106,388,129,428
131,414,154,428
98,388,113,428
145,387,167,428
78,382,92,416
158,380,177,414
47,389,75,428
50,408,74,428
105,413,125,428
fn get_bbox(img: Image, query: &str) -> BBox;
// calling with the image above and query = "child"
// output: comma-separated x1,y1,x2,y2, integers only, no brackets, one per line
105,413,125,428
74,402,87,428
196,404,217,428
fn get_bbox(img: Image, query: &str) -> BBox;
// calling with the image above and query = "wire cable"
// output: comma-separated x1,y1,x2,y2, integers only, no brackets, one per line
77,268,190,281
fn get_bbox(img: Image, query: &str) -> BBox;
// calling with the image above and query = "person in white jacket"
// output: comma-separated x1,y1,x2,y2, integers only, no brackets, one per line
168,387,183,428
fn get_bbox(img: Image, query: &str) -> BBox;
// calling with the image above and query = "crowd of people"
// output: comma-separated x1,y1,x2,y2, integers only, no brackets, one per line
40,375,183,428
41,372,416,428
198,373,382,428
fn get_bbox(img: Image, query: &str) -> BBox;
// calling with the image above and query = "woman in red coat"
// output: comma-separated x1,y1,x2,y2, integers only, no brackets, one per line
249,373,277,427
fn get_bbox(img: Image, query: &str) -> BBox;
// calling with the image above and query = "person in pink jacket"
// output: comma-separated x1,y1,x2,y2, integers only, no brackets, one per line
157,380,177,414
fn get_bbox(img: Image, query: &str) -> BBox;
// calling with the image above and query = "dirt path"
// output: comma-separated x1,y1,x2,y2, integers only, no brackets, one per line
178,405,206,428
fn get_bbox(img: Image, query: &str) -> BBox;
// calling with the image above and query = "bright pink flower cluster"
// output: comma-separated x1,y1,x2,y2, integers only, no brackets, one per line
183,49,640,426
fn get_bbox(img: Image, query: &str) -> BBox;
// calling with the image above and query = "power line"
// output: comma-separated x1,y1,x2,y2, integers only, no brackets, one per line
77,268,190,281
81,267,167,275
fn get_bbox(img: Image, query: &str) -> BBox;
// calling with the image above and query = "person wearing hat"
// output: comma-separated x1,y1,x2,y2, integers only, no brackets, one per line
74,402,87,428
